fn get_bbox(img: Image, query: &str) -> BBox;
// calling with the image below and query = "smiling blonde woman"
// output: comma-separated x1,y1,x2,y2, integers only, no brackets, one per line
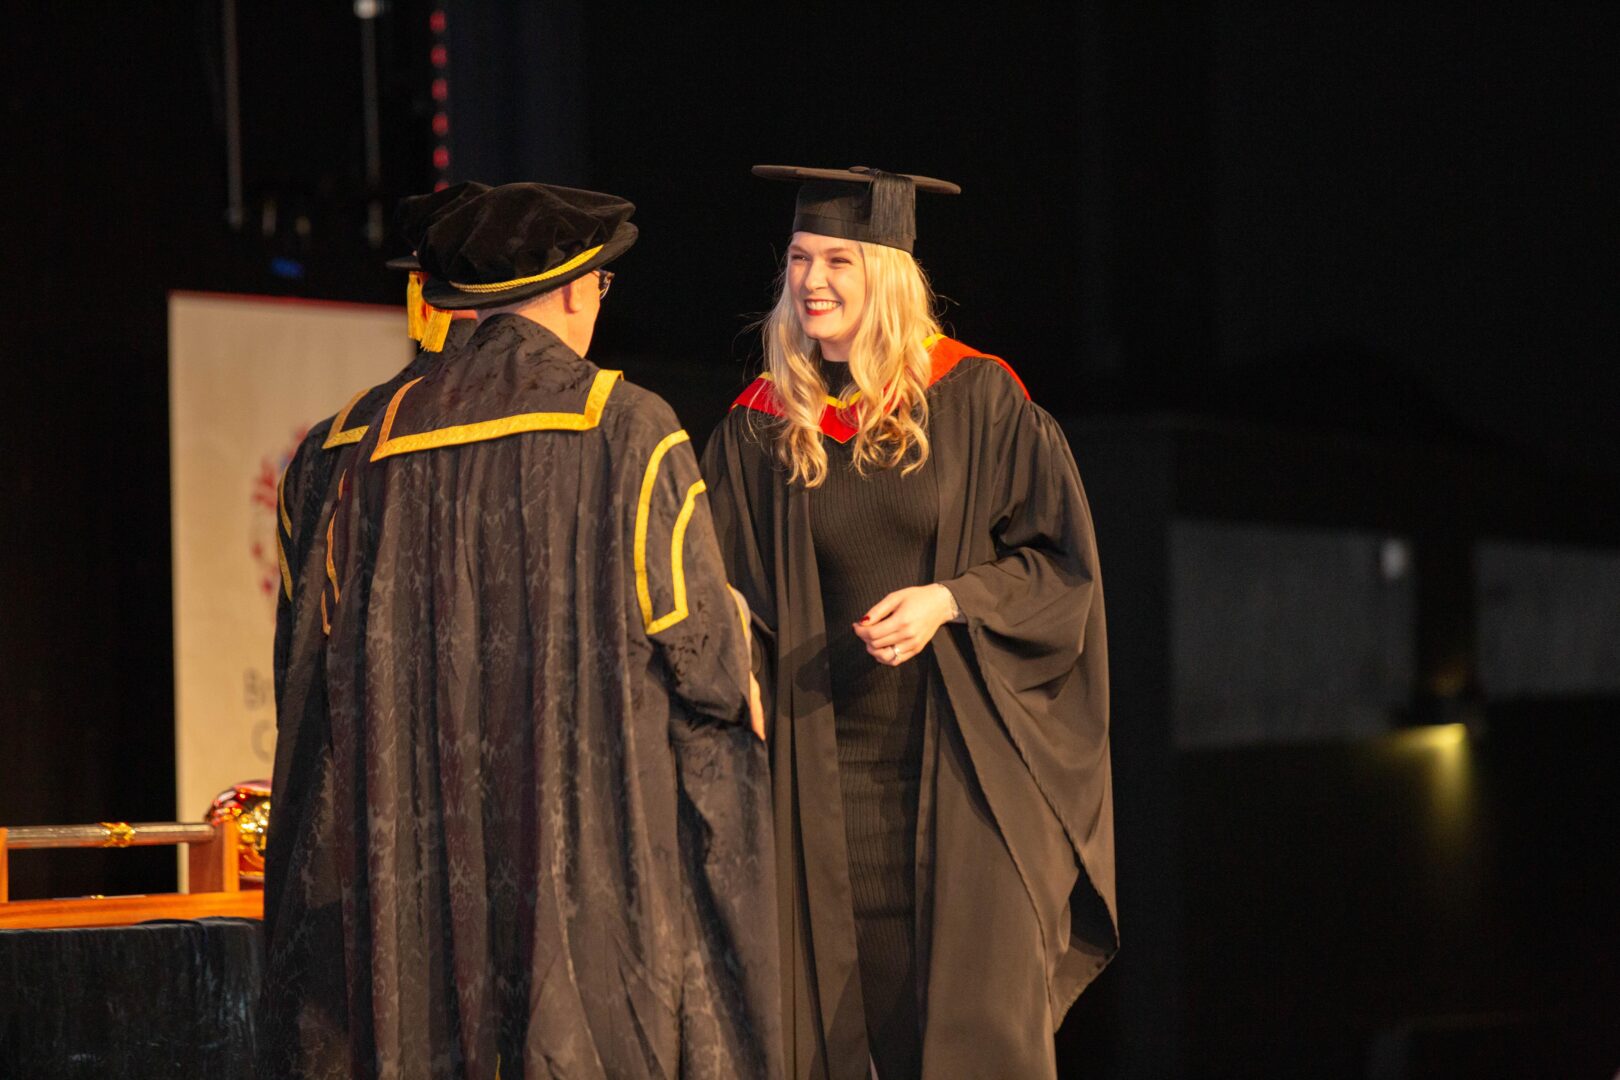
760,229,938,488
702,165,1120,1079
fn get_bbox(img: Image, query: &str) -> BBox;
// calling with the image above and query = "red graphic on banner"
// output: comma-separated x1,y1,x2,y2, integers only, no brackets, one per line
248,426,308,617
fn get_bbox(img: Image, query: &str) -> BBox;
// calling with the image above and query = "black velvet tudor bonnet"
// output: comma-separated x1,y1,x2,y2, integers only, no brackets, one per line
384,181,492,272
414,182,639,310
751,165,961,253
385,182,497,348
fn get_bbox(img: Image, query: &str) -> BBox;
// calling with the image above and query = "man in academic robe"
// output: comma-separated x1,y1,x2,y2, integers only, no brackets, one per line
319,182,779,1079
261,181,487,1078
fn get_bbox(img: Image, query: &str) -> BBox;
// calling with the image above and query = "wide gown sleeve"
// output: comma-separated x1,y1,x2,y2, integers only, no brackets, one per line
272,462,298,710
272,435,316,710
935,368,1118,963
937,378,1098,689
642,420,783,1078
634,424,752,726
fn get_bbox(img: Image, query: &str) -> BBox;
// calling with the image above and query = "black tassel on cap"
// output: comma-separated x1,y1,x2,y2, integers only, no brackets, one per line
864,169,917,253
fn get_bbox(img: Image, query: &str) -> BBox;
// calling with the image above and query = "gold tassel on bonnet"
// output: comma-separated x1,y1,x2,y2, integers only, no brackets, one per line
405,271,454,351
389,181,493,350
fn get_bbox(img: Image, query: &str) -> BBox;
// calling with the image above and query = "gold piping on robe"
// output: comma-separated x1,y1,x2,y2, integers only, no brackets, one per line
277,531,293,601
323,389,371,449
635,429,708,634
369,369,621,462
325,512,340,603
648,480,706,635
277,464,292,534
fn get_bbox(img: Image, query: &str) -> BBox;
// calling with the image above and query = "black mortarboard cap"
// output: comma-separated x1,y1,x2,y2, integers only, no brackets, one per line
752,164,961,253
384,181,493,271
414,182,638,309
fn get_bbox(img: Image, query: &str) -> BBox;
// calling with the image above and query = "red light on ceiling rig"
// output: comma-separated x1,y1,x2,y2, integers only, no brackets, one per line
430,10,451,188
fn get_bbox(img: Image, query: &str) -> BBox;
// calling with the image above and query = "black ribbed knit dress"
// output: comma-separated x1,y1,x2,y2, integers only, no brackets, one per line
808,360,937,1078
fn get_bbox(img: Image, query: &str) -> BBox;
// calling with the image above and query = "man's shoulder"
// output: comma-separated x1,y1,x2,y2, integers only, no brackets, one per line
600,375,686,444
319,373,412,452
295,414,339,460
284,413,340,495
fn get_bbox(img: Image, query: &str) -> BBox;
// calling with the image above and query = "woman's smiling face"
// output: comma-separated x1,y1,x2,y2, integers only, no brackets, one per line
786,231,867,362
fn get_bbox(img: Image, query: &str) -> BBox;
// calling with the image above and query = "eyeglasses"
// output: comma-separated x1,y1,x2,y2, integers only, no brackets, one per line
596,269,614,299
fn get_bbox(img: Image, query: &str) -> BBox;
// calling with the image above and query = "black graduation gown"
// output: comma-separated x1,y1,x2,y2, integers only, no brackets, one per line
264,317,478,1079
701,345,1118,1080
321,314,781,1080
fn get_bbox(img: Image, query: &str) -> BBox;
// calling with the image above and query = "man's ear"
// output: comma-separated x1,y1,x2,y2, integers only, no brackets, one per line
560,274,593,314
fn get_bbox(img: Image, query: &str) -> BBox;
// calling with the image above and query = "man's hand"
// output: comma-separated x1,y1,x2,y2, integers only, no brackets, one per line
853,583,957,666
748,673,766,741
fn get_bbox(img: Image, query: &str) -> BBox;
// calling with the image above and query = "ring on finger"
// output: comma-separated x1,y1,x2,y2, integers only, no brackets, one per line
889,644,900,662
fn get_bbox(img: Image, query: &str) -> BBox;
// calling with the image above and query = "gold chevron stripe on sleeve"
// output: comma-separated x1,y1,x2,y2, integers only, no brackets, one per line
324,512,340,603
323,389,371,449
646,479,707,636
635,429,712,635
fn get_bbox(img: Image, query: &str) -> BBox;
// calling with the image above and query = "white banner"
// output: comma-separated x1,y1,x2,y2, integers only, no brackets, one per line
168,291,411,831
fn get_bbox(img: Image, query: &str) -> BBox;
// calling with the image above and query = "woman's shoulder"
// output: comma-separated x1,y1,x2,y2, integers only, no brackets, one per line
704,386,780,462
926,335,1032,408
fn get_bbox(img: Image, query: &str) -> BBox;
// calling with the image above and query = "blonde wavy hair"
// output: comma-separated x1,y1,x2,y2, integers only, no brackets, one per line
760,240,941,487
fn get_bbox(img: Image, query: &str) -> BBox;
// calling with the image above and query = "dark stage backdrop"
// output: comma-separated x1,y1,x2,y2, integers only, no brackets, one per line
3,4,1617,1078
2,1,435,903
